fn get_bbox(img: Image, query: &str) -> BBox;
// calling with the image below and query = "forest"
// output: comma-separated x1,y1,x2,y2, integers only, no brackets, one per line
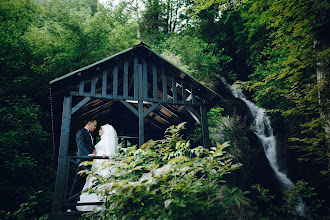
0,0,329,219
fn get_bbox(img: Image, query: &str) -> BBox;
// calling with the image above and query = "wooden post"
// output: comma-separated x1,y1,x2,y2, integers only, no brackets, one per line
52,95,72,212
79,80,84,96
143,59,148,99
162,69,167,102
91,75,96,96
200,105,210,149
138,64,143,99
123,61,128,98
113,66,118,98
138,61,144,147
172,76,177,103
152,64,158,101
71,97,90,114
102,71,107,98
138,100,144,147
181,80,187,104
191,87,196,105
134,57,138,100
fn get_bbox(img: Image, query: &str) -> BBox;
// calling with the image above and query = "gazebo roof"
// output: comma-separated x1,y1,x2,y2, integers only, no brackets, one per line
50,42,221,101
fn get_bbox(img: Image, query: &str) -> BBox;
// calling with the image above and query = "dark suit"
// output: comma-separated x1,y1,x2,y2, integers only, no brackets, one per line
70,128,94,204
76,128,94,163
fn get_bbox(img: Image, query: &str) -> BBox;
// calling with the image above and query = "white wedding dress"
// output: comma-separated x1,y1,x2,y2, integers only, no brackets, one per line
76,124,118,211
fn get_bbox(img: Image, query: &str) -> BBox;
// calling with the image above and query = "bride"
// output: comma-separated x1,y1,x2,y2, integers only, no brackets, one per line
76,124,118,211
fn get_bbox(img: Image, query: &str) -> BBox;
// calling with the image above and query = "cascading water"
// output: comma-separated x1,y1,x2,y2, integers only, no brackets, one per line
220,78,305,215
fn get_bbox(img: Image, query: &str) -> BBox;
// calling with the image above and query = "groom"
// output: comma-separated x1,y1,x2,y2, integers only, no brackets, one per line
69,119,97,206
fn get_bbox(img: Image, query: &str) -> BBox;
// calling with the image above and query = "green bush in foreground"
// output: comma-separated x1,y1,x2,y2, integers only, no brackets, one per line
81,123,248,219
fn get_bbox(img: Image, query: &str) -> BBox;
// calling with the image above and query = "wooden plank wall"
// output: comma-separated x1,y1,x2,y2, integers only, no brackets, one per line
70,57,202,106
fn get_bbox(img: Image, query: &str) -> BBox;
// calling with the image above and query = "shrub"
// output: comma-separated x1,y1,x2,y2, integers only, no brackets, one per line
81,123,248,219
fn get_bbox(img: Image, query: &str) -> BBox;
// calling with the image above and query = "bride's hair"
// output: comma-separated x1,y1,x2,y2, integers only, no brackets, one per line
98,124,118,155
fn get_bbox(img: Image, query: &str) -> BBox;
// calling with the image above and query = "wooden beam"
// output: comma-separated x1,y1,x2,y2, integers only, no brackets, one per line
186,105,201,122
134,57,138,100
113,66,118,98
144,115,165,130
191,87,196,105
143,103,160,118
181,80,187,104
52,95,72,213
123,61,128,98
138,63,143,99
152,64,158,101
172,76,177,103
162,69,167,102
102,71,107,98
200,105,211,148
137,58,145,147
119,100,138,116
70,91,202,106
150,107,172,126
146,97,203,105
71,97,91,114
143,59,148,99
138,100,144,147
160,105,179,119
79,80,84,96
91,75,96,97
128,71,134,97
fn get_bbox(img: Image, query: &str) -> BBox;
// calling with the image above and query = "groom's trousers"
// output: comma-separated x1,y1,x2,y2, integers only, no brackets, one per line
70,166,89,203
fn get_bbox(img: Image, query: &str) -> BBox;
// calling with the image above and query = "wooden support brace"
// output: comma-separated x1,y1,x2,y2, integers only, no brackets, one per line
143,103,160,117
200,105,211,148
71,97,91,114
119,100,138,116
186,105,201,122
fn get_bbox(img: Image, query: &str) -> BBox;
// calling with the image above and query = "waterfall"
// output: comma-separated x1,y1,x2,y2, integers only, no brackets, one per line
221,78,305,215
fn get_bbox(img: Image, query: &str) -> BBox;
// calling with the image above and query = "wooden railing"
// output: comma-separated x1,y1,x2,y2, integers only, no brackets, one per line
63,156,112,210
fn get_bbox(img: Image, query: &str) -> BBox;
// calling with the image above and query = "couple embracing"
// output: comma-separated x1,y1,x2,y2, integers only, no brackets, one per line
70,119,118,212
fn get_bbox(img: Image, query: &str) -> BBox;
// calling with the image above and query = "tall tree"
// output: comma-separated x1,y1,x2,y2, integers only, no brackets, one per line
193,0,330,178
1,0,139,216
247,0,329,177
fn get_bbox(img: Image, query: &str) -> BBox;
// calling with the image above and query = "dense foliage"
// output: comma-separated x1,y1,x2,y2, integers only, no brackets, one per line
81,123,249,219
0,0,138,216
1,0,329,218
235,0,330,178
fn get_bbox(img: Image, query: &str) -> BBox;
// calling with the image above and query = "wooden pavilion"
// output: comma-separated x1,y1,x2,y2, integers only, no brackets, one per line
48,42,222,219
